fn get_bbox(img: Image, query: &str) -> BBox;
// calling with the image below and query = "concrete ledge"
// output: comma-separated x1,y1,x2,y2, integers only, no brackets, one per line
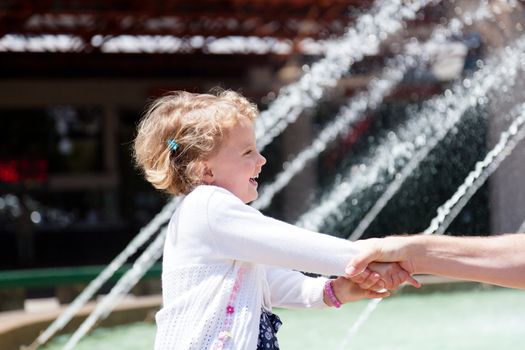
0,276,490,350
0,295,161,350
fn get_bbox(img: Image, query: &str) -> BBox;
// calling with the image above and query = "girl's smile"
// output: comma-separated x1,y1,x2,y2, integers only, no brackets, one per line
249,174,259,187
204,119,266,203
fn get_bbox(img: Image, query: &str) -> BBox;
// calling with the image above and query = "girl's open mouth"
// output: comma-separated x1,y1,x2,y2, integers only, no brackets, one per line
249,175,258,186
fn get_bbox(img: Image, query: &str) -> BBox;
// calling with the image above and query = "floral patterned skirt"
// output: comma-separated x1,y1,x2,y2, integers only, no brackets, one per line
257,308,282,350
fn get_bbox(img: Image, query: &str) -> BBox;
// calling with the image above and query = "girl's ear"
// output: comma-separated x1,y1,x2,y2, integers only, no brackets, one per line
201,161,214,184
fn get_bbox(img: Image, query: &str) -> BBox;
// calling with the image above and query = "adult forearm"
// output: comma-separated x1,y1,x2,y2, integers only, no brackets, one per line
410,234,525,289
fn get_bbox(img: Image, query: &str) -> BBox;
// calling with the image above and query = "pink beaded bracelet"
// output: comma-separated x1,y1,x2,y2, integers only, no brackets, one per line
324,279,342,308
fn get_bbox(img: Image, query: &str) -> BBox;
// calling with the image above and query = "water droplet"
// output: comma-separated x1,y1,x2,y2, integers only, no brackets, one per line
31,211,42,224
464,14,473,26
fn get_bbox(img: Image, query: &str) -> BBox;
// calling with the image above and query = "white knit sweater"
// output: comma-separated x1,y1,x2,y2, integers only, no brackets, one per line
154,185,360,350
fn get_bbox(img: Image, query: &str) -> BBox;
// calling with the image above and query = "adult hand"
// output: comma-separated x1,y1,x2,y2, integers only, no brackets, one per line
345,236,418,279
358,262,421,289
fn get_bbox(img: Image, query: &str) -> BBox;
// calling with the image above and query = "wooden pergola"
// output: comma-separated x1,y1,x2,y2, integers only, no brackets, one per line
0,1,443,87
0,0,376,50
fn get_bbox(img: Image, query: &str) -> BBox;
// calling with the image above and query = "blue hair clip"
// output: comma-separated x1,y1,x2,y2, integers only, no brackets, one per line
167,139,179,152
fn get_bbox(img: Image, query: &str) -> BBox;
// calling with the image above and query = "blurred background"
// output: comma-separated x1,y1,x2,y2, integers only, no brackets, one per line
1,1,525,342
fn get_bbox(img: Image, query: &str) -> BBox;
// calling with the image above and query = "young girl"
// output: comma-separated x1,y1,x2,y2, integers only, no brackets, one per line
133,90,418,350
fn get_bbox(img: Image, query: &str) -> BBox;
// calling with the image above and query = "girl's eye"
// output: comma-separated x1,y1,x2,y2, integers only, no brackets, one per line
244,150,253,155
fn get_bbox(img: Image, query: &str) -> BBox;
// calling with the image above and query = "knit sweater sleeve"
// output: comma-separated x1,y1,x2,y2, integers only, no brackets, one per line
266,266,329,309
205,187,359,276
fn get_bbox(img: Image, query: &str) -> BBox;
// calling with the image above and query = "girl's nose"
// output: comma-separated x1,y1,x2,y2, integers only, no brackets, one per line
258,153,267,166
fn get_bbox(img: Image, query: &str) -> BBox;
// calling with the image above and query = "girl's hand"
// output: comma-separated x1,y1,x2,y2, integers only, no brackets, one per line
324,276,390,306
350,262,420,290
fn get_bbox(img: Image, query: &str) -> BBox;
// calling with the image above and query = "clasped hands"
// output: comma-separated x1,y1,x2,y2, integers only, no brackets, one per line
327,238,419,305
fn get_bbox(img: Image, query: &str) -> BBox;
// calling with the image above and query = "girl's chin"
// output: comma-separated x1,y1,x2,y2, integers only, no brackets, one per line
244,190,258,204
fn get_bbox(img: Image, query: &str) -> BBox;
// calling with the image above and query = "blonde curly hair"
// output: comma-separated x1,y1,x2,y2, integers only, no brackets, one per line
133,89,259,196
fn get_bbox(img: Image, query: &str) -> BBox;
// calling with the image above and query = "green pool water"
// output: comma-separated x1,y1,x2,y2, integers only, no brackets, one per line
46,286,525,349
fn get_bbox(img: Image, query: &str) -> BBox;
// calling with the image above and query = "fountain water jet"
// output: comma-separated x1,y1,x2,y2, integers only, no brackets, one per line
349,50,519,241
254,0,498,212
255,0,436,151
296,34,524,233
61,227,168,350
26,197,181,350
253,56,409,210
337,101,525,350
425,104,525,235
519,219,525,233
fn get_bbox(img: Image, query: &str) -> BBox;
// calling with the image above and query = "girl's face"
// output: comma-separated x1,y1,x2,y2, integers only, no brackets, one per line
204,119,266,203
